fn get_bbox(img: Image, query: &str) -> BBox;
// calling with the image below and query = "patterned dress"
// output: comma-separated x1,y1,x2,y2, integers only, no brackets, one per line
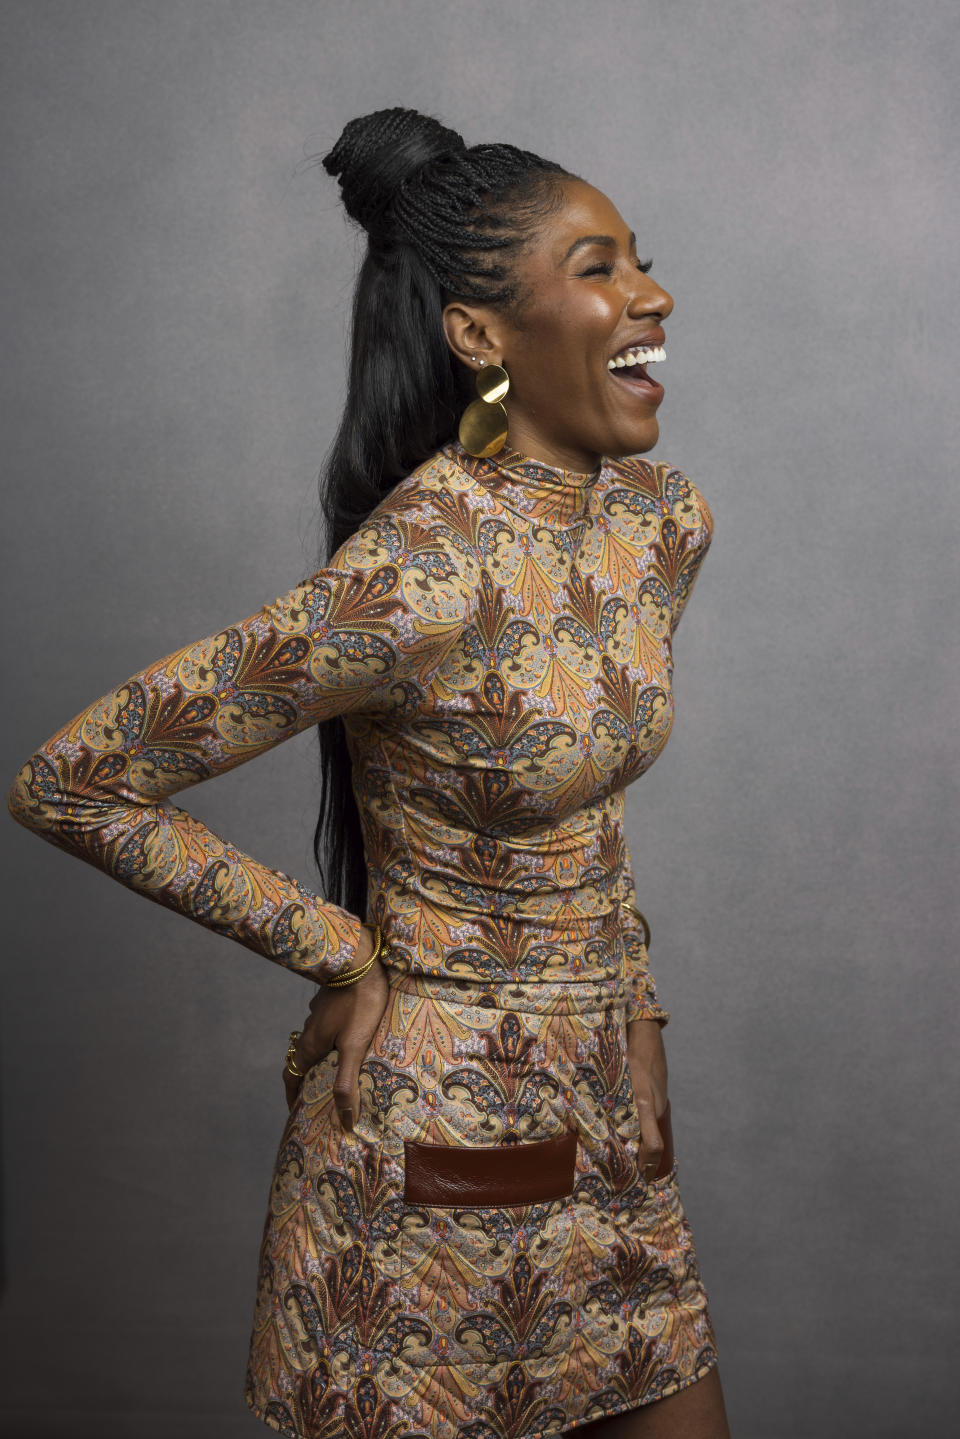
8,440,719,1439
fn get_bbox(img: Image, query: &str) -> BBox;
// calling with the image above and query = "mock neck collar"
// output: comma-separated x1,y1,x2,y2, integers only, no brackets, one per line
445,440,606,522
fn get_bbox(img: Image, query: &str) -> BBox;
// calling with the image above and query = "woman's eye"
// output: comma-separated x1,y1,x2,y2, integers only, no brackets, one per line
578,258,654,278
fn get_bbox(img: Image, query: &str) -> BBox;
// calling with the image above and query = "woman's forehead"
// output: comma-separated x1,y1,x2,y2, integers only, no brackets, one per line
535,179,634,266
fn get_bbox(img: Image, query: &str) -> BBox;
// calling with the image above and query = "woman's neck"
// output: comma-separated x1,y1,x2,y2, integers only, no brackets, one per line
503,419,601,477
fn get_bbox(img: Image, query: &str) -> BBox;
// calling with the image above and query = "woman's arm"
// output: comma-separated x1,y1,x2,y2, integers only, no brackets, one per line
668,474,714,636
616,830,670,1026
7,502,475,983
622,473,714,1172
617,833,671,1175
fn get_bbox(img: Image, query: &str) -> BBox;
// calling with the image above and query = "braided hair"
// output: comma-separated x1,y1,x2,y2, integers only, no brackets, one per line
311,108,574,917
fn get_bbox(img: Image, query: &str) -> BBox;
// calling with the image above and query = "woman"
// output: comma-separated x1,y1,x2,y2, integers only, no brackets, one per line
7,109,730,1438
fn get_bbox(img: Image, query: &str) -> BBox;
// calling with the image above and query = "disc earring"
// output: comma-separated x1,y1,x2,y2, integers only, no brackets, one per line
459,361,510,458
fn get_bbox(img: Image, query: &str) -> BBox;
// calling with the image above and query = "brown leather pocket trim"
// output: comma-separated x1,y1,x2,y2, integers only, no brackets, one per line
403,1129,578,1207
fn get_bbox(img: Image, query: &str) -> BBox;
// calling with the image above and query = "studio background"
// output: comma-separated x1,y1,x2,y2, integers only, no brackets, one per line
2,2,956,1436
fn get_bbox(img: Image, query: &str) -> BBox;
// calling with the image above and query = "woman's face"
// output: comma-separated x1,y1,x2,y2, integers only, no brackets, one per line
446,178,675,472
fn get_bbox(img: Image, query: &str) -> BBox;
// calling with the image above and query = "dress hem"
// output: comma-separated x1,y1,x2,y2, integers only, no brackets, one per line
242,1354,720,1439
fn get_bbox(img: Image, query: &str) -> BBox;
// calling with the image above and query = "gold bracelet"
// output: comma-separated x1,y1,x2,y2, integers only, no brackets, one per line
326,925,383,988
326,954,376,988
624,903,652,949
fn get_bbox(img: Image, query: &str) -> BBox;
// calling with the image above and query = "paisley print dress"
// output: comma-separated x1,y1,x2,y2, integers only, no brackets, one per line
8,440,718,1438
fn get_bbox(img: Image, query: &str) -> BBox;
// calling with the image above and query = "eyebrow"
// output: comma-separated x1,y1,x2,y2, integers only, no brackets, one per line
560,231,636,264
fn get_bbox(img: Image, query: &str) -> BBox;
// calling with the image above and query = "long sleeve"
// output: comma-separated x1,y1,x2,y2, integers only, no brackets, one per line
7,506,474,982
614,472,714,1024
615,829,669,1027
668,478,714,636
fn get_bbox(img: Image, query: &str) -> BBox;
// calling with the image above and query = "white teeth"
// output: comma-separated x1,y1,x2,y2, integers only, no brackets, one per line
607,345,667,370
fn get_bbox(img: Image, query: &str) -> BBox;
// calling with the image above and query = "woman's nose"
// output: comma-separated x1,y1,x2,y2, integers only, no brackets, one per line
628,274,674,321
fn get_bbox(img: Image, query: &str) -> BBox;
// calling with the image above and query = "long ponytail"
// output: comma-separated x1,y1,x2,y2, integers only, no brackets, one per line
311,108,571,917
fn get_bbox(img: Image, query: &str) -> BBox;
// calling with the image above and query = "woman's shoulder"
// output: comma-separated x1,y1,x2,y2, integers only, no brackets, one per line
326,449,484,621
371,446,478,514
602,454,714,542
364,446,488,553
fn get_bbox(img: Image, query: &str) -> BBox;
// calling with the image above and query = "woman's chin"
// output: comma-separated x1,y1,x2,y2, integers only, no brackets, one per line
606,420,660,459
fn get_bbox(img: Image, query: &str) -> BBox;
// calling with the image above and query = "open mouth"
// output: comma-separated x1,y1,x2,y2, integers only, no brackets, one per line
607,343,666,396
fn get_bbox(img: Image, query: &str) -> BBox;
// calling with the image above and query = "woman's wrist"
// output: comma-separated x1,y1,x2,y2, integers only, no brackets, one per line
326,923,384,988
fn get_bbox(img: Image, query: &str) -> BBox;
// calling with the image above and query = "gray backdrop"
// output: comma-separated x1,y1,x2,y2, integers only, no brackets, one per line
2,2,957,1436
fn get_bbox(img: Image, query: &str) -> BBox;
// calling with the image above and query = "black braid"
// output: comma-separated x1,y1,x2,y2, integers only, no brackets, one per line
322,109,571,309
311,108,575,917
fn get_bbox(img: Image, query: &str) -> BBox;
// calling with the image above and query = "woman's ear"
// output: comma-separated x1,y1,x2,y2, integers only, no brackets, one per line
442,302,504,370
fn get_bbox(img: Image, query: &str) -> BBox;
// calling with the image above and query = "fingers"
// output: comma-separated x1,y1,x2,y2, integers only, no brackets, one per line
635,1103,664,1180
282,962,391,1127
300,999,336,1069
627,1030,669,1182
283,995,337,1110
327,961,391,1133
283,1062,303,1113
283,1028,311,1113
331,1034,366,1134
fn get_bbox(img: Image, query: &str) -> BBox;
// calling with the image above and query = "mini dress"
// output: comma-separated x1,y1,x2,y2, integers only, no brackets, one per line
8,440,719,1439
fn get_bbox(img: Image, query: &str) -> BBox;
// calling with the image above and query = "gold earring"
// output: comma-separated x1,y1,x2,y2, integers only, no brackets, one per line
459,360,510,458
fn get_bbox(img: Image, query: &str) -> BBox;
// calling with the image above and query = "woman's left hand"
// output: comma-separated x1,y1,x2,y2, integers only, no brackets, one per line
626,1017,669,1178
283,933,391,1128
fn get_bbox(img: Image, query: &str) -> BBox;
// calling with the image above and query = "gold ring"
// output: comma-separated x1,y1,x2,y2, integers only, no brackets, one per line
285,1030,307,1079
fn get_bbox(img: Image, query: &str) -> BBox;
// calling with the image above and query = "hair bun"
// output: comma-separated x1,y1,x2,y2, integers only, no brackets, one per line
322,107,466,234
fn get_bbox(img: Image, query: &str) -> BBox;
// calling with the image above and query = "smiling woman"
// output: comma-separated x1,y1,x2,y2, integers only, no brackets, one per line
8,107,729,1439
443,183,675,471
